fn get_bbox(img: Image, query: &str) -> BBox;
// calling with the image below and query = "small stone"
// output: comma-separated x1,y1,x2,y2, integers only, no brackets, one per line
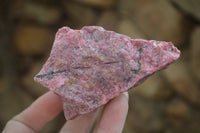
20,2,61,25
162,61,200,105
118,0,188,46
166,99,189,128
96,10,119,31
125,93,165,132
172,0,200,21
14,25,54,55
117,18,146,39
34,26,180,120
64,1,97,27
166,99,189,119
72,0,116,8
191,26,200,81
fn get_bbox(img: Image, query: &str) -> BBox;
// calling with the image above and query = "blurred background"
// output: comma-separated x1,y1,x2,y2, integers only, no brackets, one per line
0,0,200,132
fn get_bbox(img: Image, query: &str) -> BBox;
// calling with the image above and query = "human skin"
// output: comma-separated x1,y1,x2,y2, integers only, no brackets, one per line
2,91,128,133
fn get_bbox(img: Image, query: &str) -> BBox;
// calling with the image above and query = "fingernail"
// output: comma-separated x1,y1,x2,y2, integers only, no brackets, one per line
122,91,129,100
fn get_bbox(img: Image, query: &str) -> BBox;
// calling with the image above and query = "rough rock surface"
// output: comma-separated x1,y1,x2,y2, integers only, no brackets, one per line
34,26,180,120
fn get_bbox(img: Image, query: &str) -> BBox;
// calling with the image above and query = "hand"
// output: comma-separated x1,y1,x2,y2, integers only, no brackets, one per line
3,91,129,133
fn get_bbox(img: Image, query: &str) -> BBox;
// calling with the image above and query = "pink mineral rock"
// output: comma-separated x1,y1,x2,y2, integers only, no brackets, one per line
34,26,180,120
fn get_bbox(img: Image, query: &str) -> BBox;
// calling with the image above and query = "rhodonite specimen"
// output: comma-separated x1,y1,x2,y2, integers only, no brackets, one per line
34,26,180,120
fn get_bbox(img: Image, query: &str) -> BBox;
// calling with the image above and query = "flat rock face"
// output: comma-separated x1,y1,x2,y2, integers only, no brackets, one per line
34,26,180,120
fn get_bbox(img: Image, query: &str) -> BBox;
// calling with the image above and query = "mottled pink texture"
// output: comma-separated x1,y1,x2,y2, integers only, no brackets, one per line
34,26,180,120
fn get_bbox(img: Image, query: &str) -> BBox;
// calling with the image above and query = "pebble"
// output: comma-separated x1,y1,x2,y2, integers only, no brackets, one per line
96,10,119,31
118,0,188,46
64,1,97,27
21,2,61,25
166,99,189,119
135,73,173,99
14,25,54,55
162,61,200,106
117,18,146,39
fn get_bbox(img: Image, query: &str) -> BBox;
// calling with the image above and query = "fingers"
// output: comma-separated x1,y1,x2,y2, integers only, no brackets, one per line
94,92,129,133
3,91,62,133
59,109,99,133
3,91,129,133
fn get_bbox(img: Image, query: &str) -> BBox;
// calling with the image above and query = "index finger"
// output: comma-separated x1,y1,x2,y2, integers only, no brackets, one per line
3,91,63,133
